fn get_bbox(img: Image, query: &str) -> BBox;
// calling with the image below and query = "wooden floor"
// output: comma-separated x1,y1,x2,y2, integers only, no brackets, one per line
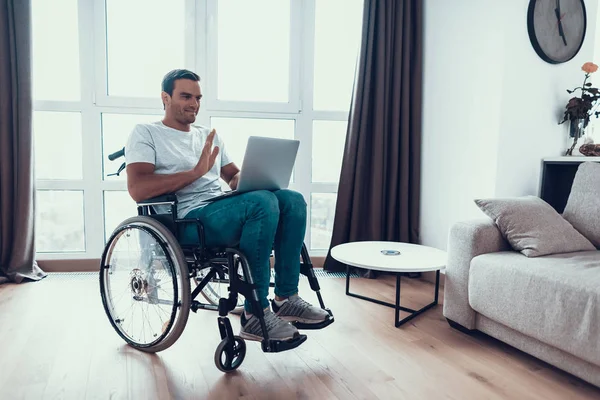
0,272,599,400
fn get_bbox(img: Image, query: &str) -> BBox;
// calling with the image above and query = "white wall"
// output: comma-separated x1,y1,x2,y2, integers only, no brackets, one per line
420,0,599,251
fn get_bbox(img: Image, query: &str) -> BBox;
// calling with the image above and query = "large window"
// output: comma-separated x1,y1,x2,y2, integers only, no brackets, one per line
32,0,364,260
216,1,291,103
33,111,83,180
32,0,80,101
36,190,86,253
105,0,186,98
313,0,364,111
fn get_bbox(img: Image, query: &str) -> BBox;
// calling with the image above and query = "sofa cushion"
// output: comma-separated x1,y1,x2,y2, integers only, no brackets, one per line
468,250,600,366
563,162,600,249
474,195,595,257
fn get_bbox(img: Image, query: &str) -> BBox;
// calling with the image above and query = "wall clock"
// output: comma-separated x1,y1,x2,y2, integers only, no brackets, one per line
527,0,587,64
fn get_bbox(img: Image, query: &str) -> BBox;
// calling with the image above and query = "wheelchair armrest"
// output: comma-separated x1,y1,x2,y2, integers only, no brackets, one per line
137,194,178,206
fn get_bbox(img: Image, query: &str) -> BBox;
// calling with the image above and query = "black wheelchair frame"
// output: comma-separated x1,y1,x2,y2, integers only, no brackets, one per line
100,147,334,372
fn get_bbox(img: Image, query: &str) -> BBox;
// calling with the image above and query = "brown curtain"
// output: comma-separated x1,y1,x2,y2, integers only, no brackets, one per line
0,0,46,284
323,0,423,276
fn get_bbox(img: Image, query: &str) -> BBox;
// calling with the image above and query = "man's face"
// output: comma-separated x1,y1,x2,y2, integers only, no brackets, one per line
163,79,202,124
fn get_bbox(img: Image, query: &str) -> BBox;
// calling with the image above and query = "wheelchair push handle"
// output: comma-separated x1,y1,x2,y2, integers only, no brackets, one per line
108,147,125,161
107,147,126,177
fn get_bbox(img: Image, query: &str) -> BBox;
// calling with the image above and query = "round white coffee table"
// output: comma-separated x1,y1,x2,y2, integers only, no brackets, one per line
330,241,447,327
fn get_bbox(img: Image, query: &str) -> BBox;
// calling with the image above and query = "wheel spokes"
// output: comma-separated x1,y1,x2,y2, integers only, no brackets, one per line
103,227,178,346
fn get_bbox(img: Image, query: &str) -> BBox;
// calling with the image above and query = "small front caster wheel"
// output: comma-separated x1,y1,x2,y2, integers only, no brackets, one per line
214,336,246,372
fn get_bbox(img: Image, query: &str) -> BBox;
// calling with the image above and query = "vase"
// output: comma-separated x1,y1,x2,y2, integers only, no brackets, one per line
565,118,586,156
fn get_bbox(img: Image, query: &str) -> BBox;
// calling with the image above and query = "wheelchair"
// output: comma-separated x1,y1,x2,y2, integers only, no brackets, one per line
99,148,334,372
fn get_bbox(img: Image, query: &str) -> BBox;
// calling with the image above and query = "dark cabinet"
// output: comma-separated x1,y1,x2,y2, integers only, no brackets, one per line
540,157,600,213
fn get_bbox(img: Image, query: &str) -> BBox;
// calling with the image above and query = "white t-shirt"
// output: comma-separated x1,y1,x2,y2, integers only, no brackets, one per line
124,121,233,218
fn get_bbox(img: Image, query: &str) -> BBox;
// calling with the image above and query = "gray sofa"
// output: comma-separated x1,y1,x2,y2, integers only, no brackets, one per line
443,163,600,387
443,219,600,387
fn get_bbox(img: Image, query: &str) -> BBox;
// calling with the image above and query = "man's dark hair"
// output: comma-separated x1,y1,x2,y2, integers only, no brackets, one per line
161,69,200,96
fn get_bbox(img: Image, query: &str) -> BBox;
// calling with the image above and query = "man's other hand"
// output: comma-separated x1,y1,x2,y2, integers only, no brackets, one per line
229,172,240,190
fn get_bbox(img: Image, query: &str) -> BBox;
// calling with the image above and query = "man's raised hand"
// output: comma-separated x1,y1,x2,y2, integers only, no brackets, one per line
194,129,219,178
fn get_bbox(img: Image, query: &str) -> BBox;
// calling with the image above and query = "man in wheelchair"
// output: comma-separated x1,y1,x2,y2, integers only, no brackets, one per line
123,69,332,345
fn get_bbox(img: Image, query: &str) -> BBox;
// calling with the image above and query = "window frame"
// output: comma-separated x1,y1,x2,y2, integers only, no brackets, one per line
203,0,303,114
34,0,358,260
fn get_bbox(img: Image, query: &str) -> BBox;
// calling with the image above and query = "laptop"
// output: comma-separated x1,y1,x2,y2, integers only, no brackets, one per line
205,136,300,202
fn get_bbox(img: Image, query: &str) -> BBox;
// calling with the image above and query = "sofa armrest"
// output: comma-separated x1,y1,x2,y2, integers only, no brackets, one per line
443,218,510,329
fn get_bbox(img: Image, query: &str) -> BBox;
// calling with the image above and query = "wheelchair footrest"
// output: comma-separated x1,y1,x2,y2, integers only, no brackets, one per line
292,314,334,330
261,334,307,353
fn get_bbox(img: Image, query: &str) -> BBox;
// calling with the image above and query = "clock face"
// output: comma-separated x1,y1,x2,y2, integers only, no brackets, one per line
527,0,587,64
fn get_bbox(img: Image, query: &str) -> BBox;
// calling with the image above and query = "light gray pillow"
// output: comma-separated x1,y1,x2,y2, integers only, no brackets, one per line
474,195,595,257
562,162,600,249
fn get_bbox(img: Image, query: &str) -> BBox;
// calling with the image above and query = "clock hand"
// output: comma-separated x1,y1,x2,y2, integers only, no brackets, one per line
555,1,568,46
559,23,567,46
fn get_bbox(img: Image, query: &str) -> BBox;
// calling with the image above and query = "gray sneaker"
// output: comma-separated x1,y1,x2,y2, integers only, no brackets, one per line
271,294,330,324
240,308,300,342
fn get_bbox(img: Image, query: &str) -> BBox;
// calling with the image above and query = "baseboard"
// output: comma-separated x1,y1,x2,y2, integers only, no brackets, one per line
38,256,327,273
311,256,325,268
38,259,100,273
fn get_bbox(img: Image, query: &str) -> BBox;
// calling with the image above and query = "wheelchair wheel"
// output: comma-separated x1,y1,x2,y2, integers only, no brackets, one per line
214,336,246,373
100,216,191,353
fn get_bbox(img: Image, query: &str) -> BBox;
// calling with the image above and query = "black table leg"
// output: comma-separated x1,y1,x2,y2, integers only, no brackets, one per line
346,267,441,327
395,273,401,326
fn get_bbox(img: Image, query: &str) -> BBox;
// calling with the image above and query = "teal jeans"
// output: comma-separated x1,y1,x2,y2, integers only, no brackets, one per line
181,189,307,313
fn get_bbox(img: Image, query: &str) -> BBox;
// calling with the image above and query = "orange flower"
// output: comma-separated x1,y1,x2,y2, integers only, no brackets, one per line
582,62,598,74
